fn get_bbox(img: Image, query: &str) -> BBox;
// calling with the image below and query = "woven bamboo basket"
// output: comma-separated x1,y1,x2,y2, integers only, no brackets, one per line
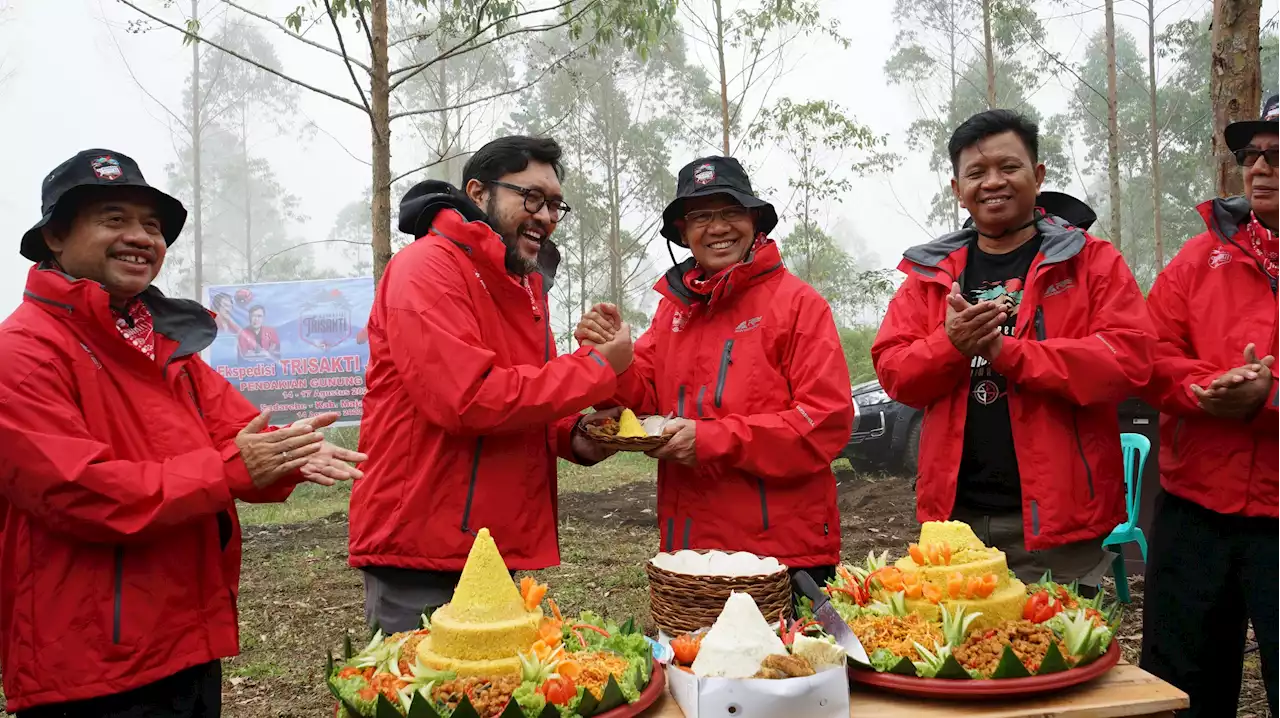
582,416,671,452
646,551,792,635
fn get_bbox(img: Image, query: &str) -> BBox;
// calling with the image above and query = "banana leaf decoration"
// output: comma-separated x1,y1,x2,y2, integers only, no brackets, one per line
990,645,1032,679
864,641,1083,679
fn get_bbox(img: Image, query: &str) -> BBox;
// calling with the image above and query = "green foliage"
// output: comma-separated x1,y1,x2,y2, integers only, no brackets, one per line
508,25,713,326
1071,13,1279,287
883,0,1062,233
839,326,879,386
161,21,323,298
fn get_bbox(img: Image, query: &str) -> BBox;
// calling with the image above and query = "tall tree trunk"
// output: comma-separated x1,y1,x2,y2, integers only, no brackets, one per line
948,0,961,230
242,103,253,282
1147,0,1164,269
714,0,731,155
982,0,996,109
1104,0,1123,252
370,0,393,283
1211,0,1262,198
190,0,203,300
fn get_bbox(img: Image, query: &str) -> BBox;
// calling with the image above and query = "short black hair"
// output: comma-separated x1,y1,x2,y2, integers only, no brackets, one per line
948,110,1039,176
249,305,265,316
462,135,564,187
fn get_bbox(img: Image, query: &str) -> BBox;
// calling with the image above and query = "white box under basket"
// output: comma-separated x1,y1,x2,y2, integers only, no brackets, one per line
666,664,850,718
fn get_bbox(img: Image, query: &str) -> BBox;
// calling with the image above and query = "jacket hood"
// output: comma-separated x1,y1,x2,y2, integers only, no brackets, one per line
1197,195,1252,242
398,180,488,237
399,180,561,289
656,236,785,307
900,211,1088,279
24,265,217,362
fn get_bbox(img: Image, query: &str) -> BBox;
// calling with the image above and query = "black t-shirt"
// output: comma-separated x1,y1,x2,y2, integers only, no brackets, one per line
955,234,1043,512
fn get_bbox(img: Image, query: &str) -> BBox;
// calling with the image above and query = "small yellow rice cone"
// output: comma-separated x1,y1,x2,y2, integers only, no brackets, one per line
616,408,647,438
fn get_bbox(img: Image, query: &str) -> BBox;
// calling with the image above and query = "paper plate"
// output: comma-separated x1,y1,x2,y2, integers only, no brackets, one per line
846,641,1120,700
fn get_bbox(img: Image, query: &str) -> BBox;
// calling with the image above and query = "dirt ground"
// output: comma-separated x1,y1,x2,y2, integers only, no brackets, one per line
0,469,1270,716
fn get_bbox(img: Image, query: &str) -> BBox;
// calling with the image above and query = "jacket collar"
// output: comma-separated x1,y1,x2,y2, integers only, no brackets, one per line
1197,195,1252,243
898,209,1088,286
655,237,786,307
425,207,562,293
22,265,217,365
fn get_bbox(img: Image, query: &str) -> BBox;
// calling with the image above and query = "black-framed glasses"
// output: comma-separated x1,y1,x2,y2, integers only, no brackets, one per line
489,180,571,221
1234,147,1279,167
683,206,752,227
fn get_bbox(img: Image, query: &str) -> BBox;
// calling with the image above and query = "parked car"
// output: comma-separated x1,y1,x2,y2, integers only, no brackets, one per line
842,382,1161,499
843,380,922,475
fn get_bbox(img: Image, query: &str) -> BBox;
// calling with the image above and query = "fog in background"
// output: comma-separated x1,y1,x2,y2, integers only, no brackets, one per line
0,0,1275,334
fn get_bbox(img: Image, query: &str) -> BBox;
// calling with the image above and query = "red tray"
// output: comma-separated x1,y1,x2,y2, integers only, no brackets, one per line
847,641,1120,700
597,661,667,717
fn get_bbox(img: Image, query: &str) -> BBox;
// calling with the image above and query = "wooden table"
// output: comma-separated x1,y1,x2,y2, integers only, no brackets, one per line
646,664,1189,717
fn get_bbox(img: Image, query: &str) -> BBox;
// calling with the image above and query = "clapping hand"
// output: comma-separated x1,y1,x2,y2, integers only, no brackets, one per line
1191,344,1276,419
945,283,1007,358
235,411,326,489
288,414,368,485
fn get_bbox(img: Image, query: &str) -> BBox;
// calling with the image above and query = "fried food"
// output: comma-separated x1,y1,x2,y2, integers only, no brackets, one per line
432,675,522,717
751,653,815,679
954,619,1069,677
849,614,944,660
574,651,631,699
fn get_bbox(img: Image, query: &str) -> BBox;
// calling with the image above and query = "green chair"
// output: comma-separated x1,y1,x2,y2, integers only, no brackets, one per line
1103,433,1151,603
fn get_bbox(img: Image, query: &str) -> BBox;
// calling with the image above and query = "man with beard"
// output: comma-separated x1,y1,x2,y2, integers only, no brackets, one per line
872,110,1156,585
350,136,634,631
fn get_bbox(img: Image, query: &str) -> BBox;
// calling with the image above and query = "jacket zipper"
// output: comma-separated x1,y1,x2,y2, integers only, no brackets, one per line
696,386,706,418
757,479,769,530
1071,410,1095,500
460,437,484,534
714,340,735,408
677,386,686,417
1034,306,1046,341
1172,418,1184,455
112,546,124,644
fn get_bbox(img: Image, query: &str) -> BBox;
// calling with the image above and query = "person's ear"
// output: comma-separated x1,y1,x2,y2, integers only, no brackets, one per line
41,225,67,259
464,179,489,208
1034,163,1046,191
950,177,965,210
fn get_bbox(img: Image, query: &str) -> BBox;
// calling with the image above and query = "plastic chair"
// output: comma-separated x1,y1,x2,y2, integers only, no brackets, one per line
1102,433,1150,603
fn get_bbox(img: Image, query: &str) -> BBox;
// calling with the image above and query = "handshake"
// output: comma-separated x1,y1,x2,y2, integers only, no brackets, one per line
574,302,634,374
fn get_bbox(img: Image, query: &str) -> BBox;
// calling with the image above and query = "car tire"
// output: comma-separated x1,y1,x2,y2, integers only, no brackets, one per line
901,417,922,484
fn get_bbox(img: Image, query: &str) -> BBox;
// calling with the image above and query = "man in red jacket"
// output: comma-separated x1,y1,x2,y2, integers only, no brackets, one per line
1140,96,1278,718
872,110,1155,585
0,149,365,717
350,136,633,632
573,156,853,596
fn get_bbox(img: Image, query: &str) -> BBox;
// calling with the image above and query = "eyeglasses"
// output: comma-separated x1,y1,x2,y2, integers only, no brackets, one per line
489,181,571,221
1234,147,1279,167
683,206,752,227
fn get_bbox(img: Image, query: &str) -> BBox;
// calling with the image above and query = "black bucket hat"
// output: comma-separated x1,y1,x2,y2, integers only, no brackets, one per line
660,156,778,247
20,149,188,262
1225,95,1280,154
963,190,1097,231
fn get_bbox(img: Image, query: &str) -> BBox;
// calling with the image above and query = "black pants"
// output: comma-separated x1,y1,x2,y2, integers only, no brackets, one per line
1140,492,1278,717
18,660,221,718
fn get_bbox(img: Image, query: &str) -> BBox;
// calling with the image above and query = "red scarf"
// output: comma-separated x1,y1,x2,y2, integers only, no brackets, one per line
683,234,769,296
1244,212,1278,279
114,298,156,361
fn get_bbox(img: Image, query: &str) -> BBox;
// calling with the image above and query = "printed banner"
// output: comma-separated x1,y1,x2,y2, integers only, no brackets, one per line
205,277,374,426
